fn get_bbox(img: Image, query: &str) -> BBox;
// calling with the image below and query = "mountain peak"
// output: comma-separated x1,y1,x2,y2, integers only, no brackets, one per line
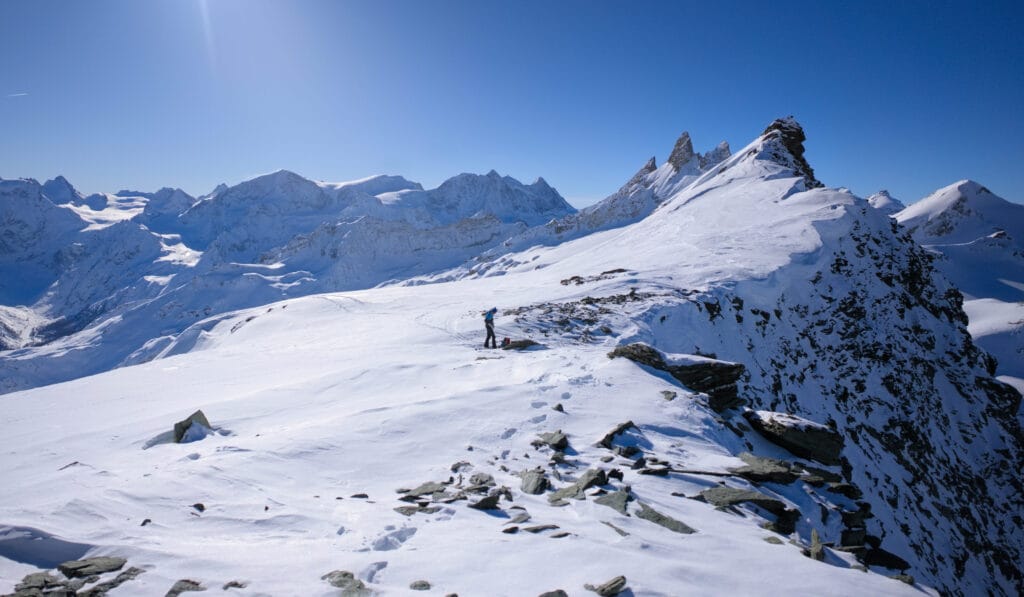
667,131,696,170
42,175,83,205
866,190,905,214
760,116,822,188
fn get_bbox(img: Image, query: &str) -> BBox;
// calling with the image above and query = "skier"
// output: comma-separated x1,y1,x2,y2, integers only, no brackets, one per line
483,307,498,348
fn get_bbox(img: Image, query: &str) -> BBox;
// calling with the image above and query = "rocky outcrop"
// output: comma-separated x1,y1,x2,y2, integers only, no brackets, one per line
743,410,844,465
760,117,822,189
667,132,696,171
173,410,212,443
607,343,745,411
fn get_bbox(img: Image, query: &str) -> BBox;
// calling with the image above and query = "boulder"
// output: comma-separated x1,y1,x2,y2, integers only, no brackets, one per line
584,575,628,596
743,410,843,465
532,430,570,451
58,557,126,578
520,469,550,495
594,489,631,515
596,421,638,449
607,343,745,411
696,486,798,533
321,570,372,596
173,410,212,443
166,579,205,596
502,339,540,350
410,580,431,590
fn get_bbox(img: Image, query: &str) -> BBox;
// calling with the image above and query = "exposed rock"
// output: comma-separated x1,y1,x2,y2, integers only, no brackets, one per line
728,452,800,484
468,494,502,510
807,529,825,561
552,403,565,413
58,557,126,578
743,411,844,465
607,344,745,411
597,421,637,449
696,486,798,533
520,468,550,494
410,580,431,590
523,525,559,533
404,481,447,498
191,503,205,513
394,505,442,517
222,581,248,590
760,117,822,189
173,410,212,443
78,567,146,597
635,502,696,534
892,574,915,585
532,430,569,451
166,579,206,596
584,575,628,596
667,131,696,170
863,547,911,571
321,570,371,596
469,472,495,487
763,536,784,545
661,390,677,401
502,339,539,350
548,468,607,503
594,489,631,514
538,591,569,597
450,461,471,473
601,521,629,537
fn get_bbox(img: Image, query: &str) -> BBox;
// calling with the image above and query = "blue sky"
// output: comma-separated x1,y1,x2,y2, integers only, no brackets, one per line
2,0,1022,206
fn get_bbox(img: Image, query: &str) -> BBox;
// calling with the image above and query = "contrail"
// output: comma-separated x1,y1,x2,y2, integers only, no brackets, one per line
6,93,29,98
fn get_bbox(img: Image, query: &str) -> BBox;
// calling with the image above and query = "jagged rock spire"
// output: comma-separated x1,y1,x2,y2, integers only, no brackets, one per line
761,117,822,188
667,132,696,170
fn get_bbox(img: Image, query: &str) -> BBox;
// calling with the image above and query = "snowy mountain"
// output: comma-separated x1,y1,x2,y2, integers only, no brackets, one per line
0,168,575,392
1,119,1021,596
895,180,1024,384
866,190,905,214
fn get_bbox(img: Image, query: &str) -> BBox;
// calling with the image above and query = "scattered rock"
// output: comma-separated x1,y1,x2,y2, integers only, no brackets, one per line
350,493,370,499
173,410,213,443
468,494,502,510
140,518,152,526
552,403,565,413
14,572,62,592
743,411,844,465
584,575,628,596
600,455,614,463
533,430,569,451
597,421,638,449
891,574,915,585
502,526,519,534
826,482,862,499
521,469,550,495
450,461,472,473
635,502,696,534
548,468,607,503
166,579,206,596
469,472,495,487
594,489,632,515
763,536,784,545
507,512,531,525
191,503,205,513
321,570,371,596
394,505,442,517
222,580,248,590
728,453,800,484
539,591,569,597
78,566,145,596
550,531,570,538
696,486,798,533
58,557,127,578
862,547,911,571
661,390,677,401
410,580,431,590
601,521,629,536
523,525,560,533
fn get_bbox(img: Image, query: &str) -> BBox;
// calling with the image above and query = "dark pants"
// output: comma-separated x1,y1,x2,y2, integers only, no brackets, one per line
484,321,496,348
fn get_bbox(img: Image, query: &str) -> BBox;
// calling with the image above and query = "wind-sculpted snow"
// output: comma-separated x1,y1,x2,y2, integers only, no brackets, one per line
1,119,1021,595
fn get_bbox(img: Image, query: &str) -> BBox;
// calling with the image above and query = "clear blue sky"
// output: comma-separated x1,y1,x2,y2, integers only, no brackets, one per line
2,0,1022,206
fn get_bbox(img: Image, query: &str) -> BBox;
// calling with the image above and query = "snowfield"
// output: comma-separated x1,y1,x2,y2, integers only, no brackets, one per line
1,118,1021,596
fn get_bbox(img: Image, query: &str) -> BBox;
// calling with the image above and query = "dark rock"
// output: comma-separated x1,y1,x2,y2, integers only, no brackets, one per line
550,531,570,538
607,343,744,411
600,455,614,463
549,468,607,503
140,518,152,526
450,461,471,473
637,467,670,476
410,580,431,590
533,430,569,451
502,526,519,534
58,557,126,578
166,579,205,596
597,421,638,449
502,339,539,350
469,473,495,487
892,574,915,585
728,452,800,484
760,117,822,188
321,570,371,596
594,489,632,515
661,390,677,401
552,403,565,413
521,469,550,495
841,527,867,547
523,524,559,533
697,486,797,532
173,410,212,443
350,493,370,499
613,445,640,458
635,502,696,534
538,591,569,597
826,482,862,499
743,411,843,465
405,482,446,497
191,503,205,513
79,567,145,597
468,494,501,510
507,512,531,525
584,575,628,596
222,580,247,590
862,547,911,571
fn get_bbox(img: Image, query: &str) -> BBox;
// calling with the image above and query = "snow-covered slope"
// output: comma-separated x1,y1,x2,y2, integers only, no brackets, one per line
1,118,1020,596
0,169,575,393
896,181,1024,382
867,190,905,214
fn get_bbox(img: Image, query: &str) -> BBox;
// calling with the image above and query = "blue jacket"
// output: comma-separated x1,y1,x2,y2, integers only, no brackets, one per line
484,308,497,322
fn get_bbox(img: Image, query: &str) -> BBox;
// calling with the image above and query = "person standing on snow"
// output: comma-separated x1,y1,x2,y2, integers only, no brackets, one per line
483,307,498,348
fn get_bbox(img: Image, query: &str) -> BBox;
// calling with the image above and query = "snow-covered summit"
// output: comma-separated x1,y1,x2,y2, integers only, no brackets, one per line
40,175,84,205
755,116,822,189
896,179,1024,245
867,190,905,214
